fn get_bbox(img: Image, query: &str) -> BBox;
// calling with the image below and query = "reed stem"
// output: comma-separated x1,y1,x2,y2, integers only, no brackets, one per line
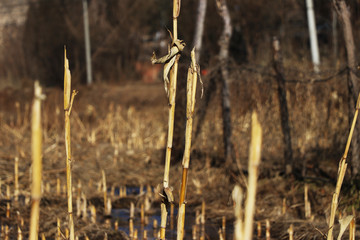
160,1,182,239
243,112,262,240
64,48,77,240
14,157,19,202
327,93,360,240
29,81,44,240
177,49,199,240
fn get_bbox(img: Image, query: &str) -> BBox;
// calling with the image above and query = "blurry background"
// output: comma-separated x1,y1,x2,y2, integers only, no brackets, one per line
1,0,359,177
0,0,357,87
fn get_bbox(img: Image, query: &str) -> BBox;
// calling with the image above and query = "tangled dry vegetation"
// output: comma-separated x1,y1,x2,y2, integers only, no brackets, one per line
0,60,359,239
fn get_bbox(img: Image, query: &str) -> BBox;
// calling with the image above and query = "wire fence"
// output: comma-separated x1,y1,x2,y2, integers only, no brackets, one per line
209,60,355,86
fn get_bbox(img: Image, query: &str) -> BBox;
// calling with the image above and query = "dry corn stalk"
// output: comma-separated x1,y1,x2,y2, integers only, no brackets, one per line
90,205,96,223
233,184,243,239
17,226,22,240
152,0,183,239
177,48,199,240
64,48,78,240
304,184,312,219
233,112,262,240
288,224,293,240
349,216,355,240
57,218,61,240
14,157,19,202
29,81,45,240
200,201,205,240
222,216,226,240
257,221,261,237
327,93,360,240
243,112,262,240
102,170,109,215
266,220,270,240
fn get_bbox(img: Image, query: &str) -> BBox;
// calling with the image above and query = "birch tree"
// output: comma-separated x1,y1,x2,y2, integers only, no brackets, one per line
333,0,360,176
216,0,233,166
193,0,207,63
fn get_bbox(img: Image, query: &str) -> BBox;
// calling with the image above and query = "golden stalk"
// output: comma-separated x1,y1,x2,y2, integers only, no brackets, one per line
170,202,174,230
29,81,44,240
14,157,19,202
218,229,224,240
56,178,60,196
222,216,226,240
177,48,199,240
134,229,138,240
304,184,311,219
233,185,243,240
233,113,262,240
76,194,81,217
200,201,205,240
192,225,197,240
160,0,182,239
266,220,270,240
6,203,10,218
129,219,134,239
4,225,8,240
160,203,167,239
243,112,262,240
17,226,22,240
143,230,148,240
282,198,287,215
257,221,261,238
288,224,294,240
90,205,96,223
349,217,355,240
15,102,21,127
114,220,118,231
102,170,108,215
57,218,61,240
81,192,87,222
6,185,10,200
130,202,135,238
327,93,360,240
64,48,78,240
141,203,145,224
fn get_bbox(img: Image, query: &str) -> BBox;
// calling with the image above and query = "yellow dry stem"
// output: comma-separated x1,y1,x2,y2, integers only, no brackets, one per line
327,93,360,240
102,170,108,214
243,112,262,240
160,0,182,239
29,81,44,240
177,49,199,240
14,157,19,202
64,48,77,240
234,113,262,240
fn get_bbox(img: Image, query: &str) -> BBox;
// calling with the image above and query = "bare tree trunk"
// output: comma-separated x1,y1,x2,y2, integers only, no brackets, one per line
216,0,233,166
193,0,207,63
333,0,360,176
82,0,93,85
305,0,320,72
332,9,338,66
272,37,294,176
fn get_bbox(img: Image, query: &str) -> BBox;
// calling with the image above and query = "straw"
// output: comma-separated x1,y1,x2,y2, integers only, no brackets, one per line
327,93,360,240
64,48,78,240
29,81,44,240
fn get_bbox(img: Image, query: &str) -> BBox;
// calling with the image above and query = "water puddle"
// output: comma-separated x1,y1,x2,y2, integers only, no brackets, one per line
109,186,232,240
